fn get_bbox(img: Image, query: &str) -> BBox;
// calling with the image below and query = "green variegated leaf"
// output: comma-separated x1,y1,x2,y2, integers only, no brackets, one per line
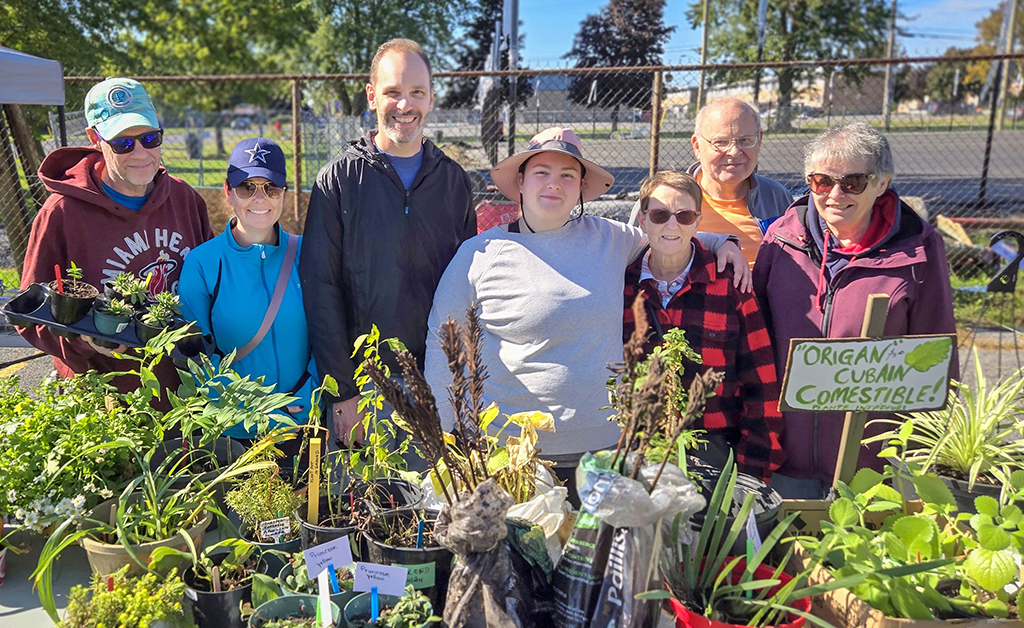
964,548,1016,591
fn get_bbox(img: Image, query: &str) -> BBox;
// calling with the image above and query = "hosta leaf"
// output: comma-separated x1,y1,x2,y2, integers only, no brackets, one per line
977,523,1011,551
911,474,956,506
829,498,858,527
903,337,952,372
964,548,1016,591
478,403,501,431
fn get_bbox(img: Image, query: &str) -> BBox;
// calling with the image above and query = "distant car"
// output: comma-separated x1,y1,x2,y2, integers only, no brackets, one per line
232,116,252,130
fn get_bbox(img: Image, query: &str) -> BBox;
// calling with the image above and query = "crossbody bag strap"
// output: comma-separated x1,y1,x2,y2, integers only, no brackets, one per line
235,233,298,362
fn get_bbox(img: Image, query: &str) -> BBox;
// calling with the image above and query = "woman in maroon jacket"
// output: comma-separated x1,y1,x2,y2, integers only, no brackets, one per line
623,170,784,482
752,123,956,498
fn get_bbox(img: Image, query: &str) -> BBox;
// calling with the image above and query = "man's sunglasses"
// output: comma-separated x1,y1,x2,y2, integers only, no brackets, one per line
234,180,286,200
97,129,164,154
644,208,701,226
807,172,875,195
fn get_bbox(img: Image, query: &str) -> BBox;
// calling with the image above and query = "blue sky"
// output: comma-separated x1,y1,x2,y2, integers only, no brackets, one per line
517,0,996,66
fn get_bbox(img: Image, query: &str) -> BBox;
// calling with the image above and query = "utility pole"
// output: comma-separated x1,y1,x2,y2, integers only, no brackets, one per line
697,0,710,109
880,0,898,131
505,0,519,157
752,0,769,106
997,0,1019,131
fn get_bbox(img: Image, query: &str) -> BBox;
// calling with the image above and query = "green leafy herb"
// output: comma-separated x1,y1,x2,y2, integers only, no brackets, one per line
903,337,951,372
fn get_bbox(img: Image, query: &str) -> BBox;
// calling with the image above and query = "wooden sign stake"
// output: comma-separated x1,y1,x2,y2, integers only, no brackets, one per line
308,437,322,525
831,294,890,488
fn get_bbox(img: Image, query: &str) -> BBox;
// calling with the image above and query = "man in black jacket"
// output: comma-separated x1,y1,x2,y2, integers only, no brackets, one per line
299,38,477,443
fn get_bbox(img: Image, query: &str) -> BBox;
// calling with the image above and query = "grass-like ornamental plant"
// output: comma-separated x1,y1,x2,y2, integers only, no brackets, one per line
868,350,1024,497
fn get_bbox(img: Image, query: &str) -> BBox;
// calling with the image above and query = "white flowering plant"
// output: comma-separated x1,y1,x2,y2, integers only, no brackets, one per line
0,374,160,533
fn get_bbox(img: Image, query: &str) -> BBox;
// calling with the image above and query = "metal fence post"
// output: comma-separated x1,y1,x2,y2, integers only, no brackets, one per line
292,79,303,225
979,60,1002,207
649,71,663,178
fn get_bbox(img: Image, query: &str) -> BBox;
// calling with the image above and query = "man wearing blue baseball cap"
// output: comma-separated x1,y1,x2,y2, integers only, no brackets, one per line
19,77,213,394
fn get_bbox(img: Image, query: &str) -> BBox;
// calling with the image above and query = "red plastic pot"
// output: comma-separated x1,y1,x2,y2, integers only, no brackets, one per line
669,559,811,628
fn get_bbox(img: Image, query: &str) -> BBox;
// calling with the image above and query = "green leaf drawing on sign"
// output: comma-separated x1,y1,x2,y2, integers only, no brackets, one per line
904,338,951,372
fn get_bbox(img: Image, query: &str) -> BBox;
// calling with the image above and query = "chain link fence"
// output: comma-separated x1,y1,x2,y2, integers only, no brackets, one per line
2,55,1023,295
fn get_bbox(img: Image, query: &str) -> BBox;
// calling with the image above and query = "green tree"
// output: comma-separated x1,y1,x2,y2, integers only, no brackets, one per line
564,0,675,108
924,47,983,102
687,0,890,131
963,2,1023,94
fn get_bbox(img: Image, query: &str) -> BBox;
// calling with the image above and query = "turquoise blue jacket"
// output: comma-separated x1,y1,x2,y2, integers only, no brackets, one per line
179,221,317,437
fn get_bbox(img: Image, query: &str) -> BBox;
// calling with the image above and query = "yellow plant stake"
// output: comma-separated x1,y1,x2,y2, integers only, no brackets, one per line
308,437,321,525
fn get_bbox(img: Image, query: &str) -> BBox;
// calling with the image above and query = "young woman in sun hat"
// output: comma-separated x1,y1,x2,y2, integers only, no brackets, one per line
423,127,747,495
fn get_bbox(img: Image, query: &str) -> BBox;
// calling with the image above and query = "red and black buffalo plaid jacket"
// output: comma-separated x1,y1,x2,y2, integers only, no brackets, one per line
623,240,785,481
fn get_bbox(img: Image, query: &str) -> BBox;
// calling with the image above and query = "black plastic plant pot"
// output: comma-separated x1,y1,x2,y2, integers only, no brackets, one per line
47,281,97,325
295,495,360,551
174,319,206,358
357,477,426,514
183,554,259,628
93,308,131,336
136,317,166,345
4,283,46,327
102,281,126,303
240,521,301,576
344,592,408,627
689,462,783,555
277,562,358,610
248,594,341,628
363,511,452,614
940,473,1004,514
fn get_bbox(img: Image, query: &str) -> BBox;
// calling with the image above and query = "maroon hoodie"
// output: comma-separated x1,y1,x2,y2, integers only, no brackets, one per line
18,146,213,391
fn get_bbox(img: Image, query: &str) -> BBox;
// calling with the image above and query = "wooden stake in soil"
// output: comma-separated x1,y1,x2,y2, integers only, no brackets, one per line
308,437,321,524
211,565,222,593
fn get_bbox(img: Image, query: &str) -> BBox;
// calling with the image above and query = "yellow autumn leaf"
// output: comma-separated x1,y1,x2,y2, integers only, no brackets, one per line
508,410,555,432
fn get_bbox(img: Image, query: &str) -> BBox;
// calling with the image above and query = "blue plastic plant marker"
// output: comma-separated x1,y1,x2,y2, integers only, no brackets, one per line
327,563,340,594
371,586,379,622
416,518,425,549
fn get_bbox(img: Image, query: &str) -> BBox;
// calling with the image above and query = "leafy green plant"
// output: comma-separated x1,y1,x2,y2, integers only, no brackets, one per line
109,272,149,305
98,297,134,318
153,290,182,314
141,302,175,327
800,465,1023,620
225,445,305,542
278,552,353,594
868,350,1024,497
57,565,195,628
150,537,277,599
348,584,440,628
647,455,947,628
66,261,84,281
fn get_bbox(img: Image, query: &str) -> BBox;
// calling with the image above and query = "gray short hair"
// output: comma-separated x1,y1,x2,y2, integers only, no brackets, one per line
803,123,895,179
694,98,761,137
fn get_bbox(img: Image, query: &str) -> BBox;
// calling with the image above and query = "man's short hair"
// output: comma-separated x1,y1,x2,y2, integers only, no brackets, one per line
694,98,761,137
370,39,432,85
639,171,703,213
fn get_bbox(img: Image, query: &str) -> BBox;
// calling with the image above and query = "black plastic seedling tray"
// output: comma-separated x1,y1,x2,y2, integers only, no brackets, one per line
1,283,205,361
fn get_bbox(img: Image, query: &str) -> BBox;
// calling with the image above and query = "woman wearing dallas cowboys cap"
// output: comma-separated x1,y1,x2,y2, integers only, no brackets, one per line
179,137,318,444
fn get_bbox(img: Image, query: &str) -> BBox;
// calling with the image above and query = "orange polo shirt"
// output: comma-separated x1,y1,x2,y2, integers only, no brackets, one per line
697,184,763,267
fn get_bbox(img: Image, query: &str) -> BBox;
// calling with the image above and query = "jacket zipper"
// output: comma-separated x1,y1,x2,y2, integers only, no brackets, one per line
405,190,410,215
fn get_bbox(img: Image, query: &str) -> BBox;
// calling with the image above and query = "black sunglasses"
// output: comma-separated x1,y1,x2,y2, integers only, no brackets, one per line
98,129,164,154
644,207,701,225
807,172,874,195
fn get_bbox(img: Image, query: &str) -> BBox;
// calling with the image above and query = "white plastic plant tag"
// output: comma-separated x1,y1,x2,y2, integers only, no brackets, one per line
745,509,762,553
353,562,408,597
304,535,354,580
317,569,332,627
258,516,291,543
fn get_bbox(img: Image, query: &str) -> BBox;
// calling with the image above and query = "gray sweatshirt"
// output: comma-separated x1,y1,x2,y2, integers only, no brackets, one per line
425,215,727,458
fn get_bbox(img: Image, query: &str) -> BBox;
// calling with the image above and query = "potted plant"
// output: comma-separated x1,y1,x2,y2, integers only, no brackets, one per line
276,551,356,611
797,465,1023,623
225,447,306,574
150,537,279,628
868,351,1024,513
344,585,439,628
105,271,149,310
362,509,453,612
48,261,99,325
92,297,134,336
56,565,194,628
138,301,177,344
247,594,341,627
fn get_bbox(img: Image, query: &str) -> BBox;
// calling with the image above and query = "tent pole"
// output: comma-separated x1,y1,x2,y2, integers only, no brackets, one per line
58,105,67,147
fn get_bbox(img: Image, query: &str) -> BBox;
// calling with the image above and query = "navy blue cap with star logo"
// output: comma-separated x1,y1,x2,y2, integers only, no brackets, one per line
227,137,287,188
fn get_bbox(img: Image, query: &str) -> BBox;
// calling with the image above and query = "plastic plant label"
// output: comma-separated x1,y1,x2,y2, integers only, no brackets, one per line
395,562,435,589
318,570,332,628
259,516,291,543
304,535,354,580
353,562,409,597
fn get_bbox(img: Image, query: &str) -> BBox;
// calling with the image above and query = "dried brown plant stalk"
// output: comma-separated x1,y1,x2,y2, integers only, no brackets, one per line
440,308,489,484
649,369,726,491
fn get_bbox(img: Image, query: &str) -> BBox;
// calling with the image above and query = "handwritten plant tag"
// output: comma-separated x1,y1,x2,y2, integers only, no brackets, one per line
353,562,409,597
258,517,291,543
395,562,436,589
303,536,354,580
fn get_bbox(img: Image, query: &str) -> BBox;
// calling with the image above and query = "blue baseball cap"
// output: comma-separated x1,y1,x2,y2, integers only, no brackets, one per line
226,137,287,188
85,78,160,139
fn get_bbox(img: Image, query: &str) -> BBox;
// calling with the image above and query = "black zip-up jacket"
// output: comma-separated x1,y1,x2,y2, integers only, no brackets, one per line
299,132,476,402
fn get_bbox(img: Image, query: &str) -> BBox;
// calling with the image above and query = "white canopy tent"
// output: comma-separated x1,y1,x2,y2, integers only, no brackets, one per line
0,46,67,145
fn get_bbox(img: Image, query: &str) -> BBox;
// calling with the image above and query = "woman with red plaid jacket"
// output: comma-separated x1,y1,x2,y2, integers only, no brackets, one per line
623,171,785,482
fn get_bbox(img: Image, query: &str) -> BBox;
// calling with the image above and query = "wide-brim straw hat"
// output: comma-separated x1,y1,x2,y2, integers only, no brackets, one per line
490,127,615,204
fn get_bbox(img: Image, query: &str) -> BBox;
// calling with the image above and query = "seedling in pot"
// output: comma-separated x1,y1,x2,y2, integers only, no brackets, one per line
142,302,175,327
279,552,354,594
99,298,134,319
108,272,149,306
153,290,182,315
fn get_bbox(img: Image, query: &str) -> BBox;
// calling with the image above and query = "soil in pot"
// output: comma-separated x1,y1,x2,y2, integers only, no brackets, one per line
47,280,98,325
689,462,782,555
669,559,811,628
295,495,364,551
248,594,341,628
363,511,452,614
184,553,263,628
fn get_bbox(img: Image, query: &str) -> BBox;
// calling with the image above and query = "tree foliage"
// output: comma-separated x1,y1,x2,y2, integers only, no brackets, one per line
686,0,890,129
962,2,1023,94
564,0,675,108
